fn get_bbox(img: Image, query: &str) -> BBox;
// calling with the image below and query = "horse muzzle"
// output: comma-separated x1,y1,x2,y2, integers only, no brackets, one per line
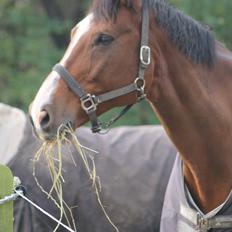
29,102,74,141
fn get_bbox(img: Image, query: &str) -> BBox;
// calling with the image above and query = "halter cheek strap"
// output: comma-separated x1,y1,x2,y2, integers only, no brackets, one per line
52,0,150,133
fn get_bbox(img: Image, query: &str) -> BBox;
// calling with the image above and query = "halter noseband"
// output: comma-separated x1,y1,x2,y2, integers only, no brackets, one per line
53,1,151,133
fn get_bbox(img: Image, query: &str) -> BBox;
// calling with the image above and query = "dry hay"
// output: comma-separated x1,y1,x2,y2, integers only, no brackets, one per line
33,125,119,232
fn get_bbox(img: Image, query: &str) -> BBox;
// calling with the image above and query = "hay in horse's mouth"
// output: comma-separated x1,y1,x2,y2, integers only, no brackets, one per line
33,124,119,232
33,125,77,232
36,121,74,142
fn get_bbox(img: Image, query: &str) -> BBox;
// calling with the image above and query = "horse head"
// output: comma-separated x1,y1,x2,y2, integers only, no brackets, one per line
30,0,154,140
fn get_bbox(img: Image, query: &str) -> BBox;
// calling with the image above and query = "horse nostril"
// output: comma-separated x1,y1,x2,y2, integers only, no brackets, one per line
38,110,51,130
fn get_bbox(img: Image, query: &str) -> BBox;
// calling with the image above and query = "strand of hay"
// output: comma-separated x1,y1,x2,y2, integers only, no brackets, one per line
33,125,119,232
33,127,77,232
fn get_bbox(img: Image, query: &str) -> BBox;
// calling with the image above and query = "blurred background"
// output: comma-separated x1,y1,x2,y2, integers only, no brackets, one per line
0,0,231,126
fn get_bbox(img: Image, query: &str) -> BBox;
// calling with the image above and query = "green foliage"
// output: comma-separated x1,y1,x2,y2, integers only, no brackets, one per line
0,0,231,126
0,0,71,110
97,101,159,127
170,0,232,48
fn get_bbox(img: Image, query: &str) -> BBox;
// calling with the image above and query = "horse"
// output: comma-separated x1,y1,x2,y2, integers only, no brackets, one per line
29,0,232,231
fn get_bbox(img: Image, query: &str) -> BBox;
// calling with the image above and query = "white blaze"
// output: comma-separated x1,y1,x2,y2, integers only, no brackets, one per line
61,14,93,63
30,72,61,129
31,14,93,130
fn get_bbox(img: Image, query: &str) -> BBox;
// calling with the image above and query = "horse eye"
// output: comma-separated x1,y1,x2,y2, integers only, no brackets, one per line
94,33,114,46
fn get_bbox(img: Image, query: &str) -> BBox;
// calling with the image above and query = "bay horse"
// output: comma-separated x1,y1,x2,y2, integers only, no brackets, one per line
30,0,232,231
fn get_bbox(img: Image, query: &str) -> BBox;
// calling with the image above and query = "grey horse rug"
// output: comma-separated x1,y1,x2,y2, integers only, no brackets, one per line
9,120,177,232
161,155,232,232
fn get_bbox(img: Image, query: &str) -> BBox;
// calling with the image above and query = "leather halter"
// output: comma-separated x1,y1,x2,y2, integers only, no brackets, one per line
53,0,151,133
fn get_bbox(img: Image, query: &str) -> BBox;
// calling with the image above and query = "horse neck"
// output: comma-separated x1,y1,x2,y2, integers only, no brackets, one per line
147,23,232,212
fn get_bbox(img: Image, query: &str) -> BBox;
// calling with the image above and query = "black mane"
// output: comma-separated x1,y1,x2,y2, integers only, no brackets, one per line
91,0,216,67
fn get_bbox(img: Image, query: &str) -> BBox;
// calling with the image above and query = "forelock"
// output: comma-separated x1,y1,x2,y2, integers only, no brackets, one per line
91,0,134,21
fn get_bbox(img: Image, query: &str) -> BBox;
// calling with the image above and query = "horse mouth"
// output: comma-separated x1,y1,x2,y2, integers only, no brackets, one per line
29,115,73,142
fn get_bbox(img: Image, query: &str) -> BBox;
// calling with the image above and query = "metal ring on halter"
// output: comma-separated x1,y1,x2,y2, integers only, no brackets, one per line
135,78,145,90
134,78,146,100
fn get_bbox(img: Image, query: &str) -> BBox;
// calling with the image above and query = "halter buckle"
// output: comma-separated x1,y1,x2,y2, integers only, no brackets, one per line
197,214,210,231
81,94,97,113
140,45,151,67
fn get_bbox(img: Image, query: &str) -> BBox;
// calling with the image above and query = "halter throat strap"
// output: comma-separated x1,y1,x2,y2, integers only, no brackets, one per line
52,0,150,133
